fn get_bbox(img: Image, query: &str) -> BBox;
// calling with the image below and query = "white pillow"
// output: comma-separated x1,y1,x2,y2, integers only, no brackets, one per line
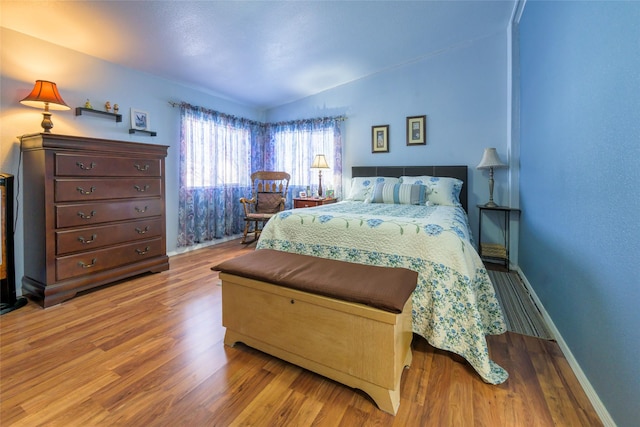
346,177,399,201
400,175,463,207
399,175,430,186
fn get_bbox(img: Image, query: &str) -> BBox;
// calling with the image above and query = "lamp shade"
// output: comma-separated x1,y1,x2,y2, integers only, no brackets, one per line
476,148,507,169
311,154,330,169
20,80,70,110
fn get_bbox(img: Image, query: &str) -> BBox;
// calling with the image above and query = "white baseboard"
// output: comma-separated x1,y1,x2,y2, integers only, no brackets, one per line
515,266,616,427
167,234,244,257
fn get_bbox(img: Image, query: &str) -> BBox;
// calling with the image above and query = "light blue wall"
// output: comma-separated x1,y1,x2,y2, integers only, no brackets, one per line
1,28,262,295
267,31,511,242
519,2,640,426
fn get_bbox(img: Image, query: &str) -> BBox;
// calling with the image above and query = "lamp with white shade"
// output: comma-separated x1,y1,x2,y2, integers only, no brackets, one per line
20,80,70,133
310,154,330,197
476,148,507,207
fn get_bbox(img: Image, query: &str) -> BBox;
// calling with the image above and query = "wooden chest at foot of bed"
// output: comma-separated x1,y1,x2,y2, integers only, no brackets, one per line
219,272,412,415
213,250,418,415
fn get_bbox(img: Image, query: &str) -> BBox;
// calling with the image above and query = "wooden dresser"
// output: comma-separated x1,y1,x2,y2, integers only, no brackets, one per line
21,133,170,307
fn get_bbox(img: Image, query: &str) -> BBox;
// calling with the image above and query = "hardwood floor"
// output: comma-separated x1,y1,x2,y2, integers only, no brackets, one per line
1,239,602,426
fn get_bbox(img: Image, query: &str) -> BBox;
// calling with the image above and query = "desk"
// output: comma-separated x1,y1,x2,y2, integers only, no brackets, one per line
477,205,520,269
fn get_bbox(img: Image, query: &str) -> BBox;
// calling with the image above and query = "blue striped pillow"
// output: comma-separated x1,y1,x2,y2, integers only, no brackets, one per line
370,183,428,205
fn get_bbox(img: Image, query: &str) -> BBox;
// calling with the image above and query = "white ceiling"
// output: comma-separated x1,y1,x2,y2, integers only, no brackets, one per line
1,1,516,109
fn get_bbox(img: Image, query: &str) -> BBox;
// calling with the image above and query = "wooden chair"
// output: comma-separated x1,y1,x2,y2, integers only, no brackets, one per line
240,171,290,244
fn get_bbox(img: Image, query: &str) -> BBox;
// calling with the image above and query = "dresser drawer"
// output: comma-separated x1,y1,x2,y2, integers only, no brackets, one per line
56,218,164,255
55,153,162,177
55,178,161,202
56,198,163,228
56,238,165,281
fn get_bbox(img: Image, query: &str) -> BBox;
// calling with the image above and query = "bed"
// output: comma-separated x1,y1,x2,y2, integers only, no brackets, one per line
256,165,508,384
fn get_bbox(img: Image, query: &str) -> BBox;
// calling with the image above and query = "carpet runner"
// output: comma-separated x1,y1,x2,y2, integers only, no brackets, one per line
488,269,554,340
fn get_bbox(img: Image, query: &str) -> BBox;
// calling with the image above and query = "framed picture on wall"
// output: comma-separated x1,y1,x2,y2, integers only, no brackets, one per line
130,108,150,131
406,115,426,145
372,125,389,153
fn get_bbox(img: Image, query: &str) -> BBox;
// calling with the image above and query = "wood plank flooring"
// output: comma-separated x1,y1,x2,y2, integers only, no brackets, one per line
0,239,603,426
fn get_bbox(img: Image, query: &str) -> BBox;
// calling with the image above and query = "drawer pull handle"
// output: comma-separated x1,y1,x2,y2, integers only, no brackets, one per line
135,246,151,255
77,210,96,219
134,184,150,192
135,206,148,213
76,186,96,195
78,234,97,244
135,164,150,171
76,161,96,170
135,226,150,234
78,258,97,269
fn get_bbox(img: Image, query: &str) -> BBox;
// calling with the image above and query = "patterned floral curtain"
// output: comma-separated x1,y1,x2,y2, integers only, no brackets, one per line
177,104,262,246
178,103,343,248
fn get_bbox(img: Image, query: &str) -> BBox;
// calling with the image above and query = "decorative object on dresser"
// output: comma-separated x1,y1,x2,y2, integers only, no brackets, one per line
20,80,70,133
310,154,330,197
477,147,507,207
20,133,170,307
371,125,389,153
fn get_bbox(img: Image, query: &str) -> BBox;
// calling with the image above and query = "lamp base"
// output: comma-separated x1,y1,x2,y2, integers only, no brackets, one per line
484,201,498,208
41,111,53,133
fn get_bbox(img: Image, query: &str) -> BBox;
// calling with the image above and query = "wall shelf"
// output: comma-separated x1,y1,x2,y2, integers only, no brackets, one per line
75,107,122,123
129,129,157,137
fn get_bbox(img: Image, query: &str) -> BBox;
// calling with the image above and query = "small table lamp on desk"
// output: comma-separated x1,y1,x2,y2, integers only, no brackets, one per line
477,205,521,270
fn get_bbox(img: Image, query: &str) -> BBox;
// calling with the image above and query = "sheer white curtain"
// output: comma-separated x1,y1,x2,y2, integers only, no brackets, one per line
267,118,343,200
178,104,260,246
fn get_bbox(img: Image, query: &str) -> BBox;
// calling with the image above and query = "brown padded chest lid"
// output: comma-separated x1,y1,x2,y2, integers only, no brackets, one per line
212,249,417,313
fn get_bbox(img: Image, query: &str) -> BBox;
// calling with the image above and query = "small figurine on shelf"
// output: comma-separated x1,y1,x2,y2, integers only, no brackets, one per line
84,99,93,109
113,104,119,113
105,101,111,112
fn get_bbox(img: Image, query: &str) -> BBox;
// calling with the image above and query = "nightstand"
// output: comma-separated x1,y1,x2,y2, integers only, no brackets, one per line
293,197,337,209
477,205,520,269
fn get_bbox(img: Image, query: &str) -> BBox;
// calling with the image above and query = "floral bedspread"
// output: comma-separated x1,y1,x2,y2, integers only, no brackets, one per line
256,201,508,384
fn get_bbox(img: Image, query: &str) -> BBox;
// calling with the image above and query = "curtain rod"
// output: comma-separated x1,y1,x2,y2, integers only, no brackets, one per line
168,101,347,122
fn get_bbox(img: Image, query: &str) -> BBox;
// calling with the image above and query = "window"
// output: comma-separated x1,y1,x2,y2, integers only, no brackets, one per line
269,118,343,195
178,103,343,247
181,112,252,188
